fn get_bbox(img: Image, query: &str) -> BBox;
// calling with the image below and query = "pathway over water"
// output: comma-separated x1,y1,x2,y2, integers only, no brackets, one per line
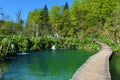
72,39,113,80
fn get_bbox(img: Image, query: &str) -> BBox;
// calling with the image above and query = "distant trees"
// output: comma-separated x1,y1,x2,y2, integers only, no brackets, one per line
1,0,120,59
1,0,120,44
25,3,72,37
25,6,49,37
0,8,23,35
0,21,23,35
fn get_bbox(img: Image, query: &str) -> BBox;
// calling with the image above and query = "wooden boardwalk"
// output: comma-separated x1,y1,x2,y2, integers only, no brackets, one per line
72,40,113,80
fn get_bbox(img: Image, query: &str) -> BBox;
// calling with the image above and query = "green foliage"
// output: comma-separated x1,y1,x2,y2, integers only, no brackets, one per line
30,37,54,51
0,35,101,60
63,38,79,49
1,0,120,59
16,37,29,52
30,37,42,51
0,20,5,28
0,37,17,59
25,7,50,37
0,38,9,57
49,6,62,33
0,21,23,35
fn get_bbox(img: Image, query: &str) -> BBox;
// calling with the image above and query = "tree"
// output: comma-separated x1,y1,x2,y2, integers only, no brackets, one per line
70,0,84,37
0,21,22,35
61,2,72,37
25,9,41,37
43,5,48,16
49,6,63,34
16,9,24,25
70,0,119,39
43,5,49,35
64,2,69,11
25,8,49,37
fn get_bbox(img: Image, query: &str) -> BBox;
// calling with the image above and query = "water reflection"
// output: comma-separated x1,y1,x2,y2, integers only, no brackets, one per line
27,50,94,79
0,50,94,80
0,69,1,79
0,62,9,79
110,53,120,80
28,52,49,76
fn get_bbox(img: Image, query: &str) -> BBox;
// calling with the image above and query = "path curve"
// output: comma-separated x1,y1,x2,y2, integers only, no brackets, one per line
72,39,113,80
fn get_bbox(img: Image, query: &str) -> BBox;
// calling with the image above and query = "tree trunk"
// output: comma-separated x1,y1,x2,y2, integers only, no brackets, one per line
114,30,117,44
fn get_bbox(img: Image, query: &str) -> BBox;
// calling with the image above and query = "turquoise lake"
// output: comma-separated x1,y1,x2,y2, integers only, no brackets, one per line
0,49,94,80
110,53,120,80
0,50,120,80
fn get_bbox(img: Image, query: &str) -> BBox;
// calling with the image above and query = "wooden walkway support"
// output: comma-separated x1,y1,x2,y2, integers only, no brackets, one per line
72,39,113,80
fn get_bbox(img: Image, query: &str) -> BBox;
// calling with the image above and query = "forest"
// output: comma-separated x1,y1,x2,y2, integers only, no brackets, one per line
0,0,120,60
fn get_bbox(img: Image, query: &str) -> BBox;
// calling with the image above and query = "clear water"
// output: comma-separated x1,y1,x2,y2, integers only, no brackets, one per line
110,53,120,80
0,49,94,80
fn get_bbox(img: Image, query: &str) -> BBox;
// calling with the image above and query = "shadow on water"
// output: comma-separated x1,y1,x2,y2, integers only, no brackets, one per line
110,52,120,80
